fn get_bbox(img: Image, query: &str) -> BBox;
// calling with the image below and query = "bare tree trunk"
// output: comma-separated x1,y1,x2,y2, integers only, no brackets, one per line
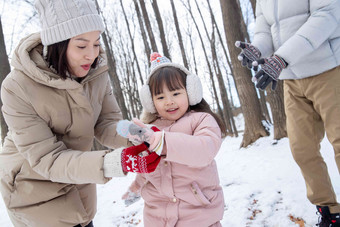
139,0,158,53
248,0,286,138
114,22,142,118
119,49,135,119
212,0,268,125
187,29,198,75
193,0,234,135
101,32,129,120
119,0,144,85
169,0,188,68
150,0,170,59
207,0,243,132
95,0,129,119
266,82,287,140
182,0,225,132
250,0,256,14
128,55,143,117
206,1,238,136
133,0,151,61
222,67,235,108
241,0,271,127
207,0,232,72
237,0,251,42
125,65,137,118
259,90,271,123
211,28,236,136
0,17,10,145
219,0,268,147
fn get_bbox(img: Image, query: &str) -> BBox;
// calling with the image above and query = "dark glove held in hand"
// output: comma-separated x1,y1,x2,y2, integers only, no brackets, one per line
252,55,288,90
235,41,261,70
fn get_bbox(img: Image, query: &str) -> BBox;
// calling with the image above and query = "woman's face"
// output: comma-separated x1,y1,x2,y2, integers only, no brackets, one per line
153,83,189,121
66,31,101,78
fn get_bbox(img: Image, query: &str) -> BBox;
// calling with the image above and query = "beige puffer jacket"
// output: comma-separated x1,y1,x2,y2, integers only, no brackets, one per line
0,33,128,227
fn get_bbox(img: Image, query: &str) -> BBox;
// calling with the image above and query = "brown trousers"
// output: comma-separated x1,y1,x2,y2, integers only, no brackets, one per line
284,66,340,214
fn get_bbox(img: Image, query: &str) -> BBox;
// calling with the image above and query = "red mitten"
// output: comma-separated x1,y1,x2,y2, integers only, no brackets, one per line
121,143,160,173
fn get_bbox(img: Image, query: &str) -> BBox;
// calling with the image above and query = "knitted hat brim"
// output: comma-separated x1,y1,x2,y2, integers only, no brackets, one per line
148,62,191,82
41,14,105,46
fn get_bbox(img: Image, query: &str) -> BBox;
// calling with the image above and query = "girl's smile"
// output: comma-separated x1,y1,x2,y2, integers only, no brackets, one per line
166,108,178,113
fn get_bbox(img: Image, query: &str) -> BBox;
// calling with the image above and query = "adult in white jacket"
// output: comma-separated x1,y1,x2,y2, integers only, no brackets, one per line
235,0,340,226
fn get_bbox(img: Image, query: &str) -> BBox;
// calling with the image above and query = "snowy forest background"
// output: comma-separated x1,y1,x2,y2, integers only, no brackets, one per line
0,0,339,226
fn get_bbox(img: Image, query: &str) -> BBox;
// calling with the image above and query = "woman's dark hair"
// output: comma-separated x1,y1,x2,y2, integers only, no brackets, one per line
46,39,99,79
149,66,226,134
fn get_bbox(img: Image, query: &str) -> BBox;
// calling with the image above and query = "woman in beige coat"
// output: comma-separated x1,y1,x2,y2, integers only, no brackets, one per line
0,0,157,226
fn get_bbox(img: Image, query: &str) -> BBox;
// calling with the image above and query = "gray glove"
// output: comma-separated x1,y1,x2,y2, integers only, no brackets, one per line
122,190,141,206
235,41,261,70
252,55,288,90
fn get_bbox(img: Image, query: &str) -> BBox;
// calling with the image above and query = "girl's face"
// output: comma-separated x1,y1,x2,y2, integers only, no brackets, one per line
66,31,101,78
153,83,189,121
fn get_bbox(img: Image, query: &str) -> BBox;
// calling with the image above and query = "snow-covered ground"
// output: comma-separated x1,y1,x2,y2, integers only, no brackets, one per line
1,116,339,226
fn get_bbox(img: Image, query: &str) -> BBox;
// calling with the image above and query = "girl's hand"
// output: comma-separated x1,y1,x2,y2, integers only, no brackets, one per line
122,190,141,206
117,119,163,154
122,180,142,206
117,119,155,144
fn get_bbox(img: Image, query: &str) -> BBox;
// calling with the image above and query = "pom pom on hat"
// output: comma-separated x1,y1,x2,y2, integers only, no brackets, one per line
149,52,172,76
148,52,190,82
150,52,162,62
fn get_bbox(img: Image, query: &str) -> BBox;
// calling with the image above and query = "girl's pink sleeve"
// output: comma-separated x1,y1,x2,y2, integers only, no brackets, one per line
164,114,222,167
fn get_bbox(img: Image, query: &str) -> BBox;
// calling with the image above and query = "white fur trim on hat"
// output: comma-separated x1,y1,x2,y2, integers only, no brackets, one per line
186,74,203,106
148,62,191,83
35,0,105,45
140,85,157,113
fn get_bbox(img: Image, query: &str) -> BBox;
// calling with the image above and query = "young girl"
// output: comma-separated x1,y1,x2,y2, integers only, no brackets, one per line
120,53,225,227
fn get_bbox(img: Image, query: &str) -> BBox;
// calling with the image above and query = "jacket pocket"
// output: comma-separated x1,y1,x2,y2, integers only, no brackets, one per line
190,182,211,206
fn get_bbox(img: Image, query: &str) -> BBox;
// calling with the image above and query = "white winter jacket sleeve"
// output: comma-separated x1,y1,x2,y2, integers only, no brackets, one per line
252,2,275,58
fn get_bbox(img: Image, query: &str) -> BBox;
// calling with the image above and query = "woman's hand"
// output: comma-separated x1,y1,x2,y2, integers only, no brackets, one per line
121,143,160,173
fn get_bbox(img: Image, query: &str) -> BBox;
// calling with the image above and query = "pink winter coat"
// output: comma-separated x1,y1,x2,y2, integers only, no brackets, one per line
138,111,225,227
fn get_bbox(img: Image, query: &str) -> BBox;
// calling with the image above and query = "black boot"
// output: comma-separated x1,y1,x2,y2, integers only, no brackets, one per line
316,206,340,227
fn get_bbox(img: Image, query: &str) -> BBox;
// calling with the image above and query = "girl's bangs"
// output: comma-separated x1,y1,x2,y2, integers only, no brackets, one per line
150,67,186,96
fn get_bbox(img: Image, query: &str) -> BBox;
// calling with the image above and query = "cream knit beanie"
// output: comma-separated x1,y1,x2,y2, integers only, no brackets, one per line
35,0,105,46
